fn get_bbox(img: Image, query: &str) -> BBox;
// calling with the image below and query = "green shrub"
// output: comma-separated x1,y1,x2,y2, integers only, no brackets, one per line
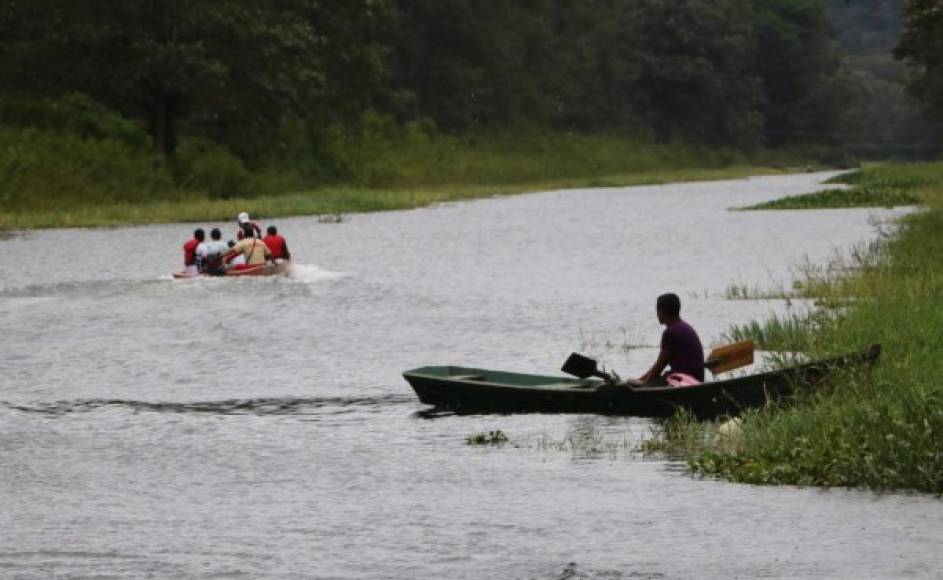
173,139,251,199
0,126,175,210
0,93,148,147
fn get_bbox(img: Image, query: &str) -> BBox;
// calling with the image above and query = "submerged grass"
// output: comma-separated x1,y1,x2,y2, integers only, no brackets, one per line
671,162,943,493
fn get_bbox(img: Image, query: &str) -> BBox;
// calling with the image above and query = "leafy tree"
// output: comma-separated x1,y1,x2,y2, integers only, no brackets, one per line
753,0,847,147
896,0,943,119
0,0,322,162
631,0,764,146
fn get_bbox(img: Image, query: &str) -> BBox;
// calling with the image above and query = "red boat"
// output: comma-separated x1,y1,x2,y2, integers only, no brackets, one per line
172,260,291,279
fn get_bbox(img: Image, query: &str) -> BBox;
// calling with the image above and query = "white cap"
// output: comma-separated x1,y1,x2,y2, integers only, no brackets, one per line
237,212,249,224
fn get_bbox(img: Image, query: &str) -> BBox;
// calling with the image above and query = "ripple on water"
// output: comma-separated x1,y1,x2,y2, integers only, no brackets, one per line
0,174,937,580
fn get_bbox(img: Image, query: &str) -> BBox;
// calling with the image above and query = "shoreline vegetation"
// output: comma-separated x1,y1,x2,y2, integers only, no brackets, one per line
738,163,932,210
0,103,819,231
1,164,795,232
653,161,943,493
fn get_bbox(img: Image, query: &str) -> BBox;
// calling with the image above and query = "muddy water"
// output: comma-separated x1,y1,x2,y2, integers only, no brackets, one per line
1,173,938,579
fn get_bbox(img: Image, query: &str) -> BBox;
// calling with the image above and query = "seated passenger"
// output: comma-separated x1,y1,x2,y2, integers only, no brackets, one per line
182,228,205,275
262,225,291,261
226,239,246,267
224,223,271,269
196,228,230,275
629,293,705,386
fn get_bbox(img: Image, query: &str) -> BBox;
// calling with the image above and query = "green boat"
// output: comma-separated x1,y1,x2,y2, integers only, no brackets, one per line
403,344,881,419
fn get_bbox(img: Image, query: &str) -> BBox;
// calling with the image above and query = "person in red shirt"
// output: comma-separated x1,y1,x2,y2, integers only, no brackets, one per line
262,225,291,261
182,229,205,275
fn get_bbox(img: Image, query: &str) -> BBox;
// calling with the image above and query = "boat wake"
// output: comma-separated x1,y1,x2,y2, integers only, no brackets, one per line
1,394,416,417
287,263,345,283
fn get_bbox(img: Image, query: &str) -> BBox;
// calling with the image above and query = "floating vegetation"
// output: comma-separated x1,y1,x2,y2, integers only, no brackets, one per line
737,164,936,212
738,187,919,210
317,213,348,224
466,430,509,445
465,423,648,459
724,282,790,301
578,328,654,356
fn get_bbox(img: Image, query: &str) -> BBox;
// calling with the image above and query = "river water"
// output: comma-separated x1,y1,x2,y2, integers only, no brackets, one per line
1,172,939,579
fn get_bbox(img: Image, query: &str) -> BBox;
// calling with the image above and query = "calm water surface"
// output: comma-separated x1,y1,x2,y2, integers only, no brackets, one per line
1,173,939,579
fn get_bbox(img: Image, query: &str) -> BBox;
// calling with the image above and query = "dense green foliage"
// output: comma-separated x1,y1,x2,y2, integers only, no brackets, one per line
897,0,943,120
0,0,939,225
0,1,859,157
0,129,790,230
680,162,943,492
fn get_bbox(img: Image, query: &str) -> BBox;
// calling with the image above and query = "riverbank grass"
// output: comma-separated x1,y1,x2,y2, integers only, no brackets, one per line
738,162,939,210
1,165,789,230
668,162,943,493
0,123,808,230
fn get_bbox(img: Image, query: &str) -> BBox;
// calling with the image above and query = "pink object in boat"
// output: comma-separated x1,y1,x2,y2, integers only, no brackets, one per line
666,373,702,387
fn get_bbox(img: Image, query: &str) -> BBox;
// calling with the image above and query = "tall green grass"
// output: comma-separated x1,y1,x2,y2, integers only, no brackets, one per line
0,96,813,230
675,162,943,492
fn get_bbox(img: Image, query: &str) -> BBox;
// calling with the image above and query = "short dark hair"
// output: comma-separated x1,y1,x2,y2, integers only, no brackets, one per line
210,228,221,240
656,293,681,318
194,228,205,241
267,225,277,235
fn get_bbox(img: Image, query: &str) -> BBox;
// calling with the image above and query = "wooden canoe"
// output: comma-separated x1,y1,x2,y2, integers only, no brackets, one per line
403,344,881,419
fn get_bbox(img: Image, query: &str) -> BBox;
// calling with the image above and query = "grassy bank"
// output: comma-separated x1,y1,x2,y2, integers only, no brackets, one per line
1,164,791,230
739,163,937,210
665,161,943,492
0,97,813,230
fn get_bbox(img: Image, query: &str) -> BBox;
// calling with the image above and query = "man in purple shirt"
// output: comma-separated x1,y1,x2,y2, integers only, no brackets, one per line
629,293,705,386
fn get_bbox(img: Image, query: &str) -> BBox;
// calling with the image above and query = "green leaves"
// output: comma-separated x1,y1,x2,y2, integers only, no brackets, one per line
897,0,943,118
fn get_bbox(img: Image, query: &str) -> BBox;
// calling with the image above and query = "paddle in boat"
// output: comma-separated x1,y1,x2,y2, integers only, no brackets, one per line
402,342,881,419
172,259,291,279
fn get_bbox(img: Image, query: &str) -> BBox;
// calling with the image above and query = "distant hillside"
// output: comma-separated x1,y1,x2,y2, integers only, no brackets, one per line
824,0,939,158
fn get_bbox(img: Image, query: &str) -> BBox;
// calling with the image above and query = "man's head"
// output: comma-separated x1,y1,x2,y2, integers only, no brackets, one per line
194,228,205,241
237,212,250,224
241,222,254,238
267,225,277,236
656,293,681,324
210,228,221,240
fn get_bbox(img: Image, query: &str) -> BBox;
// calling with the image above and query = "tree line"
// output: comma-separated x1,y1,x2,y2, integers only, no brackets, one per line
0,0,939,168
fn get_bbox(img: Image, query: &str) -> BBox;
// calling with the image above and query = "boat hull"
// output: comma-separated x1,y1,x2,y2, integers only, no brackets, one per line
403,345,881,419
173,260,290,278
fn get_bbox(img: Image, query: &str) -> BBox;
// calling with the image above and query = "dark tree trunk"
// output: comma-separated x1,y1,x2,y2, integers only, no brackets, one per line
149,94,178,163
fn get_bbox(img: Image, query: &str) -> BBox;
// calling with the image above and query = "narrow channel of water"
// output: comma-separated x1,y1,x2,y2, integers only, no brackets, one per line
1,173,937,579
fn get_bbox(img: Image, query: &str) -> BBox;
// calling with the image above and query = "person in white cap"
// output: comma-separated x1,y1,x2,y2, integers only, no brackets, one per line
236,211,262,238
